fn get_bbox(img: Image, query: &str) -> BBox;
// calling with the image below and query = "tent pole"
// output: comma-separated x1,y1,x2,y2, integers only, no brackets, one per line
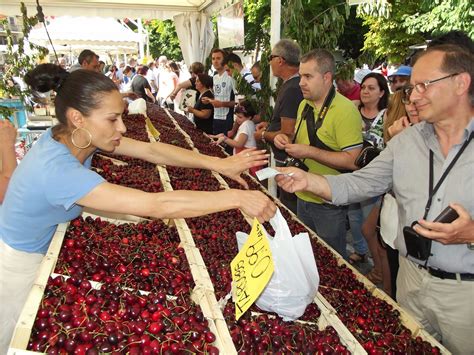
267,0,281,198
137,18,145,61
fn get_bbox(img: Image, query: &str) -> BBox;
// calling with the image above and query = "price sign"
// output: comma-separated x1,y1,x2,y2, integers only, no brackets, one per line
145,117,160,139
230,218,274,320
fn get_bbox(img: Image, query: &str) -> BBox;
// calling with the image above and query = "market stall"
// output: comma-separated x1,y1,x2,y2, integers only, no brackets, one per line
7,105,450,354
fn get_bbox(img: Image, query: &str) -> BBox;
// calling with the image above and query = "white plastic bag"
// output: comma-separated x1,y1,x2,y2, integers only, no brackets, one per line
380,193,399,249
236,209,319,321
128,98,147,115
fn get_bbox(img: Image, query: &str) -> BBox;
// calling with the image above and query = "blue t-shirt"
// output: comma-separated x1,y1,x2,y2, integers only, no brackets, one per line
0,129,104,254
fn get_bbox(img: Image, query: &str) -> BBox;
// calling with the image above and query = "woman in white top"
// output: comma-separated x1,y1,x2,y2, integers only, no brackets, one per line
211,101,261,176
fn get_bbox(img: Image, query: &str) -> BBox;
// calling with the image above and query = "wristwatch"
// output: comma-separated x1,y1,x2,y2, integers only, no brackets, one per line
261,129,267,143
468,242,474,250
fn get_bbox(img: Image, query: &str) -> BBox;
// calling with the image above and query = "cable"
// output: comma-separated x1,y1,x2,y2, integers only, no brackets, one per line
36,0,58,63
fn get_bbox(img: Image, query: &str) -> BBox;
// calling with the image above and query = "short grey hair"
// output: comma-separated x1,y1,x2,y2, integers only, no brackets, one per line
300,49,335,77
272,39,301,67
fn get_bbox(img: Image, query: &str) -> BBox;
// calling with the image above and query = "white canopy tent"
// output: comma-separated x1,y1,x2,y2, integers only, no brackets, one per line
1,0,282,67
28,16,141,56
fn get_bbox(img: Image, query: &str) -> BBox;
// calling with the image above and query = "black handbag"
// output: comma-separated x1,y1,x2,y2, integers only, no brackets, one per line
354,141,381,168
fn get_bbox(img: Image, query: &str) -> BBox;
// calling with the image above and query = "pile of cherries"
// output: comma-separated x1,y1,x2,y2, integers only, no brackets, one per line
28,276,218,354
91,155,163,193
55,216,194,295
223,303,348,354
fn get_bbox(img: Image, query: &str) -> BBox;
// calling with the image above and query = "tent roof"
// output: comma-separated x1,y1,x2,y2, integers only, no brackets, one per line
1,0,225,20
29,16,141,48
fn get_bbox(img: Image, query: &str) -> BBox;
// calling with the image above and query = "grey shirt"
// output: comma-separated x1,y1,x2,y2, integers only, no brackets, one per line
326,120,474,273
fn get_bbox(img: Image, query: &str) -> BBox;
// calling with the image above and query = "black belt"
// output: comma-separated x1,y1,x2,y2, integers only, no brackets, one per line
418,264,474,281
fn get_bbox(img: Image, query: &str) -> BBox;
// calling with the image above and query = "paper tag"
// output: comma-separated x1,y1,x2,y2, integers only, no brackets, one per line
255,167,293,181
230,219,274,320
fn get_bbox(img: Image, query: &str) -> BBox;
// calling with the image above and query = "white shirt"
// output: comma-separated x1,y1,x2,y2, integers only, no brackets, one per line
241,68,261,91
213,71,235,121
234,120,256,154
146,69,157,93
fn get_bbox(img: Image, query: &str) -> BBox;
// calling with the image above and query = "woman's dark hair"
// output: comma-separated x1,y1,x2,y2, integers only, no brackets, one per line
197,73,213,89
24,63,118,133
234,100,256,118
168,61,180,77
137,65,149,75
360,72,389,111
190,62,205,75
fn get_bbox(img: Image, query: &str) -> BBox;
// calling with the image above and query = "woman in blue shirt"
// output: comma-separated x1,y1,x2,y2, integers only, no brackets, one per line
0,64,275,352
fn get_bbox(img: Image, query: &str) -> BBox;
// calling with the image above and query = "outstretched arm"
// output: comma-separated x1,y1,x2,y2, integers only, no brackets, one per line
78,182,276,223
0,120,17,203
114,137,269,188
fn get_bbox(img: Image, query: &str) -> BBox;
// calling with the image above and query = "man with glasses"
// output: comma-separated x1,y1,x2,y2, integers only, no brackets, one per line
275,44,474,354
273,49,363,258
388,65,411,93
254,39,304,213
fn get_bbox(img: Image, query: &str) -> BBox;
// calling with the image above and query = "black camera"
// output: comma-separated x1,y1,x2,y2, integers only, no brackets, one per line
403,206,459,260
284,157,309,172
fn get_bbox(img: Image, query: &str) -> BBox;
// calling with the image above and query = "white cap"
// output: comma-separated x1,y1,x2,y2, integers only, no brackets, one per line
354,68,371,84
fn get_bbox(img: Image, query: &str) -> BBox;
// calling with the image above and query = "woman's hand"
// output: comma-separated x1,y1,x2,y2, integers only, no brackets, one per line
209,133,225,145
388,116,411,138
215,148,269,188
0,120,17,150
274,167,309,193
237,190,277,223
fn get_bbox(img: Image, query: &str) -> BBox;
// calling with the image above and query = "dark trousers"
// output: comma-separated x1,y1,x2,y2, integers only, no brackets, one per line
297,198,348,259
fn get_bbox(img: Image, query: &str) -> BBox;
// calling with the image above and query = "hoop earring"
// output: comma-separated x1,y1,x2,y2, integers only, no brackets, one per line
71,127,92,149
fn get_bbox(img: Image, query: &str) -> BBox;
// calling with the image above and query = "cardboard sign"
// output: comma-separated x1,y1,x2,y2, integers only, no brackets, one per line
230,218,274,320
145,117,160,139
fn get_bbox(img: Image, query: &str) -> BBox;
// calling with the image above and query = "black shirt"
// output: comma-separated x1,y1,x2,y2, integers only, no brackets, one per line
131,75,152,102
194,90,214,134
267,76,304,162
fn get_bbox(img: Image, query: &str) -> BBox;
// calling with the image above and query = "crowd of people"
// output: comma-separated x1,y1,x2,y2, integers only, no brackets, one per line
0,29,473,354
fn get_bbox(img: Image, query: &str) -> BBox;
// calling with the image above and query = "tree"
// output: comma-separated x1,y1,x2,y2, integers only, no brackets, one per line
144,19,182,61
359,0,426,64
282,0,350,53
358,0,473,64
0,3,48,119
337,5,368,60
404,0,474,38
242,0,271,58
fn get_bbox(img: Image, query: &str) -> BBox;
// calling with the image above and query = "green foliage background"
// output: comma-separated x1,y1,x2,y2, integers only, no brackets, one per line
145,19,182,61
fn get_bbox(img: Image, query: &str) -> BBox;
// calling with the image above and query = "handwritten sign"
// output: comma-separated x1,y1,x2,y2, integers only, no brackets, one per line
230,218,274,320
145,117,160,139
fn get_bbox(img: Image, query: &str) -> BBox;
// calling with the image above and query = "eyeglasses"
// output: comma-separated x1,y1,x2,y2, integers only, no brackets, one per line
388,76,408,84
403,73,459,103
269,54,283,61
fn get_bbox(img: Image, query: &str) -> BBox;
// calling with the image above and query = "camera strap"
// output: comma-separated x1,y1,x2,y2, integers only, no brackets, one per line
292,85,336,145
423,131,473,219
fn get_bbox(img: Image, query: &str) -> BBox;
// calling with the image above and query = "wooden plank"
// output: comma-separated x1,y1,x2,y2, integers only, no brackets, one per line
414,328,451,355
82,207,149,223
7,348,39,355
202,291,237,354
9,285,45,350
95,154,128,166
322,312,367,354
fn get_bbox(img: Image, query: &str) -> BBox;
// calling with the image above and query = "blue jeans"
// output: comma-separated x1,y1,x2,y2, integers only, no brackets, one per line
348,198,380,255
348,203,369,255
297,198,348,259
